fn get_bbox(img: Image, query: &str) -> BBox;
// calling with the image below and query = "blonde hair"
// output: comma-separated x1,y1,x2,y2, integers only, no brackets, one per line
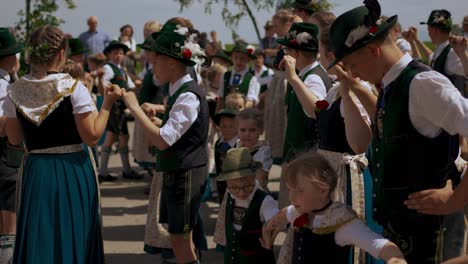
225,92,246,110
273,9,295,25
285,152,337,195
27,26,68,66
61,59,85,80
237,108,264,130
144,20,163,34
310,11,336,29
205,64,225,84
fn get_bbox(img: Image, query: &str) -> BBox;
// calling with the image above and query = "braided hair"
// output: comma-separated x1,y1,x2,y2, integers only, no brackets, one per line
27,26,68,66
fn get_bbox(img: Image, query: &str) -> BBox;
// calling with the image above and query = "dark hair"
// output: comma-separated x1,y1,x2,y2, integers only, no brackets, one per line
285,152,337,195
27,26,68,66
120,24,134,37
237,108,264,130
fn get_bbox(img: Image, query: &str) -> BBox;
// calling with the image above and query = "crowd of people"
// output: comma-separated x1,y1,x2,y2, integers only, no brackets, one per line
0,0,467,263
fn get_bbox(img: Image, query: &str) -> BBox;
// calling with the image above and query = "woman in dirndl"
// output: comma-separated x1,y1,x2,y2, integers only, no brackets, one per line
4,26,122,264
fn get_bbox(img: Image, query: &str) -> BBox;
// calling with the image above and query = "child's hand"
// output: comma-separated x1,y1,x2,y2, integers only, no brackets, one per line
449,35,468,59
121,89,139,111
278,55,298,81
259,220,282,250
141,103,165,118
335,62,362,98
104,84,123,102
404,179,455,215
150,116,162,128
386,257,407,264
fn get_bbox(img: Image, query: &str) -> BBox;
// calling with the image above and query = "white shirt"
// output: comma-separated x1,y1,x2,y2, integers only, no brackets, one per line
285,205,389,259
396,37,412,55
253,65,274,87
115,37,137,52
102,63,136,89
298,61,327,117
3,77,95,118
159,74,200,147
0,69,11,116
228,183,279,231
217,67,261,103
429,40,465,77
381,53,468,138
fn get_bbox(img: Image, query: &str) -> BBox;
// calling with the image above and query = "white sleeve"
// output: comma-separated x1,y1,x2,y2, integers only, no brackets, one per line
131,38,137,52
335,219,390,259
246,76,260,103
409,71,468,138
159,92,200,146
285,205,300,224
0,81,9,116
127,74,136,89
254,145,273,172
260,195,279,222
446,49,465,77
71,81,96,114
340,81,372,124
101,65,114,88
303,73,327,117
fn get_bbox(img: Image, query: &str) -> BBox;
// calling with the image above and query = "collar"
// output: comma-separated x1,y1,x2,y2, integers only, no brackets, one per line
109,61,122,69
169,74,193,96
434,40,450,58
232,67,249,77
298,61,319,77
254,65,268,75
221,135,239,147
0,69,10,83
381,53,412,88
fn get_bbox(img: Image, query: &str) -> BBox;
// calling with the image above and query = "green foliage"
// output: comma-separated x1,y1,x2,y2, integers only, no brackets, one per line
15,0,76,42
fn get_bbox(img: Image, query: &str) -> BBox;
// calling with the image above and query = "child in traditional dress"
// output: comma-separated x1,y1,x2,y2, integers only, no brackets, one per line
262,152,407,264
212,108,239,203
217,41,260,110
99,40,140,181
251,49,274,109
217,147,277,264
235,108,272,191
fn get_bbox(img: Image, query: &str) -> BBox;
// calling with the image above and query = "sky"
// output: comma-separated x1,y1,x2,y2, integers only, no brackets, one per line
2,0,467,45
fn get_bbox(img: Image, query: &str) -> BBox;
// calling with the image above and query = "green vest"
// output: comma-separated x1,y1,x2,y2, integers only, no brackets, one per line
138,71,168,105
433,44,465,94
223,71,254,99
370,60,459,228
225,189,276,264
107,63,128,89
283,68,317,162
259,69,270,93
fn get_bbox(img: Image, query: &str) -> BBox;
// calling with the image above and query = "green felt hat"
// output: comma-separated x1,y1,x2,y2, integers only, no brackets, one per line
291,0,316,12
420,10,452,30
277,22,319,52
103,40,129,55
0,28,24,57
68,38,89,56
328,3,397,69
230,41,256,59
212,108,238,126
217,148,262,181
137,34,157,50
148,30,197,67
212,49,233,65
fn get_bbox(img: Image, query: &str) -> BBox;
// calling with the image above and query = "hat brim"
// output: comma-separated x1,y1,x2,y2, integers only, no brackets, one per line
231,49,256,60
327,15,398,70
0,42,24,57
104,43,130,55
70,48,89,57
149,44,196,67
212,54,233,65
212,112,236,126
276,38,318,52
216,162,262,181
291,3,315,12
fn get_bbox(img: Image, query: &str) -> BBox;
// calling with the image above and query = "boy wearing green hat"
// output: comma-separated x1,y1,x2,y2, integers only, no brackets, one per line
409,10,465,95
0,27,23,264
122,28,209,264
98,40,139,182
327,0,468,262
291,0,317,23
212,49,233,70
217,147,277,264
217,42,260,110
68,38,89,64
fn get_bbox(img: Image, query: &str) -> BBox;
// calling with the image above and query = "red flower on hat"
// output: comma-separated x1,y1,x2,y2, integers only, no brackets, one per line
182,49,192,59
315,100,329,112
369,26,378,35
247,48,254,54
293,213,309,229
290,39,298,45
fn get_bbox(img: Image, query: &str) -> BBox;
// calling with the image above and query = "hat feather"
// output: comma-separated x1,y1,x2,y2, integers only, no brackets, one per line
363,0,381,27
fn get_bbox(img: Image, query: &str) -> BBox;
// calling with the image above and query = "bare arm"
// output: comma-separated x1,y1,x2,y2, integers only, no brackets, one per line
74,84,122,146
410,27,433,62
449,35,468,77
341,93,373,154
379,242,406,263
6,118,23,145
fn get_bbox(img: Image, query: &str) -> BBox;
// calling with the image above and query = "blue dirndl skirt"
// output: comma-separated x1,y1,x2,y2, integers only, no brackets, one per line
13,149,104,264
